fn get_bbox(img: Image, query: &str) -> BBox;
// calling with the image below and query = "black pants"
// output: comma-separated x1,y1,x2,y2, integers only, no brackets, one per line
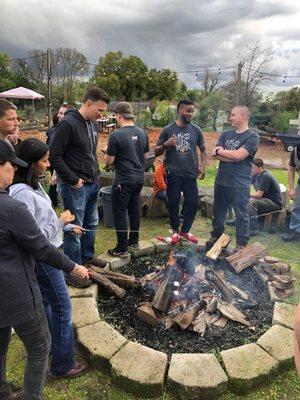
166,172,198,233
0,306,51,400
212,184,250,246
111,182,143,250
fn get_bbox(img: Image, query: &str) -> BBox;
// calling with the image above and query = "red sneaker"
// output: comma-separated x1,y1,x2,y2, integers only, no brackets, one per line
180,232,198,244
171,232,180,245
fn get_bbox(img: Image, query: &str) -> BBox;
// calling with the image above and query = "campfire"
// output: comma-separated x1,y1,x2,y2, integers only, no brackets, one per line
88,236,295,354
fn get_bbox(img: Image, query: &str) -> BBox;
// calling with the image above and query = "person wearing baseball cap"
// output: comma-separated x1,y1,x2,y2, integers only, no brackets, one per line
0,139,27,168
104,101,149,257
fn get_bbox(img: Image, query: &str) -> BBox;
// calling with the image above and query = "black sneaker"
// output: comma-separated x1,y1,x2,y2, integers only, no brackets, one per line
108,247,129,257
282,230,300,242
233,244,245,253
65,275,92,289
206,236,220,249
128,241,139,250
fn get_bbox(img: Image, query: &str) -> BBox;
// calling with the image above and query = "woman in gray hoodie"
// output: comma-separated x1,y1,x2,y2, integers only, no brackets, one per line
10,138,88,379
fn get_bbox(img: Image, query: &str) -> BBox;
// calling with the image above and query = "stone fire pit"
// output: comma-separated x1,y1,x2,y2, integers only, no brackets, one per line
68,239,296,399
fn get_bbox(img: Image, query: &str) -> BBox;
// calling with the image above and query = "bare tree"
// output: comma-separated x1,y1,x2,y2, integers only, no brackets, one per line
222,42,276,107
52,48,88,101
14,48,88,103
203,68,221,97
15,49,48,91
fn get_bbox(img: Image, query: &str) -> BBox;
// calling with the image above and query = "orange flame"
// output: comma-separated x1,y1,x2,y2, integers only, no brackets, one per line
167,251,176,265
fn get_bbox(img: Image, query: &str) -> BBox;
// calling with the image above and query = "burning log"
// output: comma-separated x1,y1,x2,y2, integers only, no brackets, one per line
137,303,159,327
152,254,181,312
89,266,136,288
172,299,207,330
226,242,267,273
89,271,126,298
205,233,231,260
204,270,234,302
217,302,251,327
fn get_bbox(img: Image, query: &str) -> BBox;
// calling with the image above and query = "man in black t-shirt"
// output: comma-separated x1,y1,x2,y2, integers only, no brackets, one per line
154,100,207,245
282,144,300,241
104,102,149,256
249,158,283,235
207,105,260,252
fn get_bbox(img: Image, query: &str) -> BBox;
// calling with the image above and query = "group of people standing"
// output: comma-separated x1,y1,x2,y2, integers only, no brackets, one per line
0,86,300,400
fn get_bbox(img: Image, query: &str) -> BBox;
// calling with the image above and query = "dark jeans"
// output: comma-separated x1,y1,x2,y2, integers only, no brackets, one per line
249,198,281,230
212,184,250,246
37,263,74,376
155,190,168,204
111,182,143,250
0,307,51,400
60,181,99,264
166,172,198,233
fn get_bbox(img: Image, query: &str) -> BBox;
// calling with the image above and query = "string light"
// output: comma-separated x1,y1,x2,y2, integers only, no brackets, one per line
4,52,300,82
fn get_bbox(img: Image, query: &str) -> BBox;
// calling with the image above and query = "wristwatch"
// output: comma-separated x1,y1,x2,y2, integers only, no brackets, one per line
215,148,220,155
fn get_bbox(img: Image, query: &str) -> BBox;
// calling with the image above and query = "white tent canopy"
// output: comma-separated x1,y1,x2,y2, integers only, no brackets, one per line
0,86,44,100
0,86,45,120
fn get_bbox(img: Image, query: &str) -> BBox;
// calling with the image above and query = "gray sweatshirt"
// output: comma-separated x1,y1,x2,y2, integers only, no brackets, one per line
9,183,64,248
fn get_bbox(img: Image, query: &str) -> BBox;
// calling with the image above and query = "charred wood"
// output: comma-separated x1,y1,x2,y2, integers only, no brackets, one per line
89,271,126,298
89,266,136,288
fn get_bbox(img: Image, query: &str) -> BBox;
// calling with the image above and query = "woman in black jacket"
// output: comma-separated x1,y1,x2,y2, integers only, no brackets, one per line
0,139,88,400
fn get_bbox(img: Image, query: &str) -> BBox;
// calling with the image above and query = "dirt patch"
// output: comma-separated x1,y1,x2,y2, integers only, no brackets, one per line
97,250,273,356
20,128,290,168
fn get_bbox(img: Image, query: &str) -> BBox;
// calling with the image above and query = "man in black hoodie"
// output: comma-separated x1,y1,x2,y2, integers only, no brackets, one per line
50,88,110,287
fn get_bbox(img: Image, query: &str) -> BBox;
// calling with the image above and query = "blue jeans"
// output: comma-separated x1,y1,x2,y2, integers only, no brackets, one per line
290,183,300,233
166,172,198,233
60,181,99,264
0,305,51,400
212,184,250,245
37,263,74,377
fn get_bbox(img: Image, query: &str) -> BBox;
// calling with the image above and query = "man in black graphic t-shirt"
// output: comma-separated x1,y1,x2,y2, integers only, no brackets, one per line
155,100,207,245
207,105,260,252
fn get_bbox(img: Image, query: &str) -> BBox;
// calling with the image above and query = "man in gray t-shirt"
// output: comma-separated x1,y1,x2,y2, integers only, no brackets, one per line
155,100,207,244
207,105,260,252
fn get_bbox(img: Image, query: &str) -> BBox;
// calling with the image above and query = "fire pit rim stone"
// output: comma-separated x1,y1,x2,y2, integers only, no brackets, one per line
69,237,296,398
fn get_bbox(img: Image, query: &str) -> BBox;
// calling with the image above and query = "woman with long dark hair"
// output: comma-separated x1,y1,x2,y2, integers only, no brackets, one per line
0,138,88,399
10,138,88,379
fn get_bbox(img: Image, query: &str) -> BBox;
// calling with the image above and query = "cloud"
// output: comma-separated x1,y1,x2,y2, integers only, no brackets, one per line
0,0,299,89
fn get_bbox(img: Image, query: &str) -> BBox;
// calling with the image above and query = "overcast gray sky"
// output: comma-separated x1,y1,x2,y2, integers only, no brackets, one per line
1,0,300,90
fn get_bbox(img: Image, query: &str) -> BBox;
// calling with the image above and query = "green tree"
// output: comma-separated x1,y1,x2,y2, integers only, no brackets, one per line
93,51,148,101
0,53,31,91
199,92,227,130
274,87,300,112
